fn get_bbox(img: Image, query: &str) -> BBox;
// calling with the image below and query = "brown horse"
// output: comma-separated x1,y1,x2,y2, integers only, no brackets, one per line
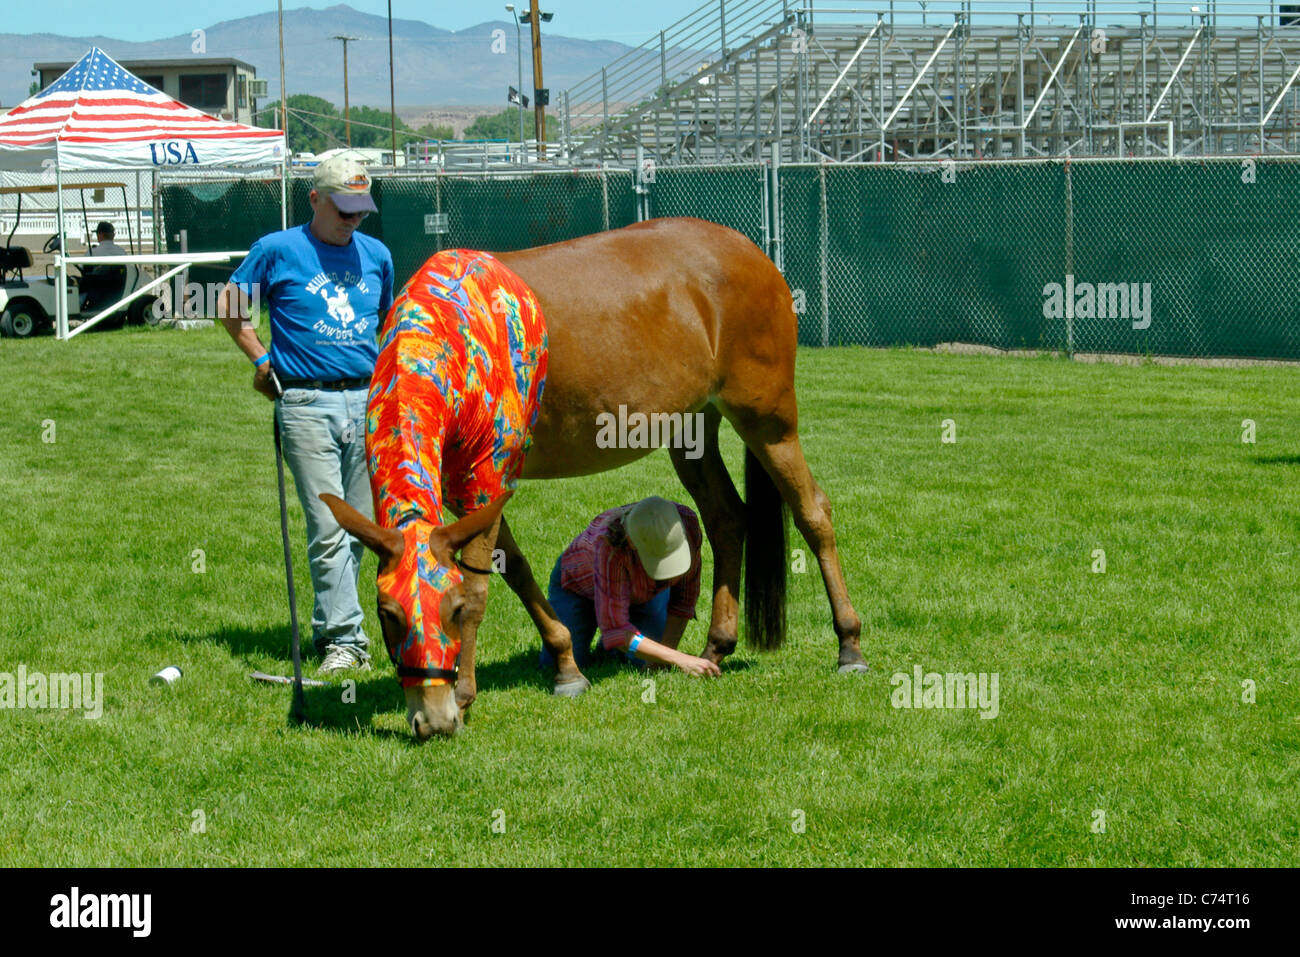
460,218,863,722
328,217,863,738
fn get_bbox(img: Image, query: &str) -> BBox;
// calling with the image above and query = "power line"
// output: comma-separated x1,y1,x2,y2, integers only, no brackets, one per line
253,104,442,143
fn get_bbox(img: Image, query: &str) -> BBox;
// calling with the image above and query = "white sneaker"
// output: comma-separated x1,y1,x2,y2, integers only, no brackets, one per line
318,644,372,675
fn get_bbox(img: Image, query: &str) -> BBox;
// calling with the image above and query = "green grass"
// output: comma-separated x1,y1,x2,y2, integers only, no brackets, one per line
1,326,1298,866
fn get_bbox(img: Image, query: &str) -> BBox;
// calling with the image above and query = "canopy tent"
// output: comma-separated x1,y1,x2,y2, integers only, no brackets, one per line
0,47,286,338
0,47,284,171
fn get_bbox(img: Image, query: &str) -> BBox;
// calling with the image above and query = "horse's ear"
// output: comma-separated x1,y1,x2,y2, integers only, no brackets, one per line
431,491,514,556
320,494,403,564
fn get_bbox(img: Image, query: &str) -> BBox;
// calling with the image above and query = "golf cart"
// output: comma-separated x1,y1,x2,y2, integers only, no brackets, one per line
0,182,163,338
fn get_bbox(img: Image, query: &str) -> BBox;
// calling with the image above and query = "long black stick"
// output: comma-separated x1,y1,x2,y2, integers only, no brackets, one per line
270,370,306,724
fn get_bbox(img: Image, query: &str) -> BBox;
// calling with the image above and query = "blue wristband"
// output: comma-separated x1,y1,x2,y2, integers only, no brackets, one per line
627,634,644,656
253,353,270,368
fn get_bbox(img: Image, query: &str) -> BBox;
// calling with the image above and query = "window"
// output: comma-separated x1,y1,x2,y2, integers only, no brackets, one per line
136,74,165,92
179,73,227,110
237,75,247,109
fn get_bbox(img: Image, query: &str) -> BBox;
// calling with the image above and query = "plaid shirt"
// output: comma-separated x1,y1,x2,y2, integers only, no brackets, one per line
559,503,703,649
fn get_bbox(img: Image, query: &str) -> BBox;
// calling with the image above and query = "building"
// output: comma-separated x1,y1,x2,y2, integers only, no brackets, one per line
33,57,264,126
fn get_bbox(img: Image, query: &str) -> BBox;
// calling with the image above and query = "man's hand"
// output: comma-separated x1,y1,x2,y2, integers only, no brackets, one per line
253,363,278,401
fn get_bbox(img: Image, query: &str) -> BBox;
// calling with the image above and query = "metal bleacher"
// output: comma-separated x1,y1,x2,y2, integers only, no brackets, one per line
558,0,1300,163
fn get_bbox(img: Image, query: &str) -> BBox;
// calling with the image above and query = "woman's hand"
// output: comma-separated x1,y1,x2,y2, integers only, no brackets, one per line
674,652,721,677
622,634,720,677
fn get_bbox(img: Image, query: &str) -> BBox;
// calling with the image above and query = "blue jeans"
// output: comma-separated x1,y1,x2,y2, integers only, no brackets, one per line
275,386,371,658
539,558,669,668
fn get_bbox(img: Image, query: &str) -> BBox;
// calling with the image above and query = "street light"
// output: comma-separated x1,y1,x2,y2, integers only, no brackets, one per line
506,4,525,154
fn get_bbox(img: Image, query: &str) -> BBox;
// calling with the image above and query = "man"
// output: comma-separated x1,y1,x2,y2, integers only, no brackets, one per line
90,221,125,259
217,156,395,674
77,222,127,313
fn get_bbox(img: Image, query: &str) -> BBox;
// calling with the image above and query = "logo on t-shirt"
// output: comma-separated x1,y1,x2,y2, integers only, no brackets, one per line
306,271,371,341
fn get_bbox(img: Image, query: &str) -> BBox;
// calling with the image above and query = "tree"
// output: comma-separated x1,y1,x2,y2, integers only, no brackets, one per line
257,95,419,154
29,81,40,96
463,108,559,141
345,104,414,150
416,123,455,140
257,95,339,154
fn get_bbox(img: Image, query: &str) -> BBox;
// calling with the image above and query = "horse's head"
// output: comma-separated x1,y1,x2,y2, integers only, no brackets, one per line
320,491,512,740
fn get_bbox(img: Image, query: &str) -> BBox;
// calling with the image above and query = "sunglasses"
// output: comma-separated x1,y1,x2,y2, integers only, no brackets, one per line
336,208,369,222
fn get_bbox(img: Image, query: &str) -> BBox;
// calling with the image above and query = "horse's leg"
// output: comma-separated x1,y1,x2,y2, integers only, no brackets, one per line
725,403,866,672
453,516,502,721
494,515,590,696
668,405,746,664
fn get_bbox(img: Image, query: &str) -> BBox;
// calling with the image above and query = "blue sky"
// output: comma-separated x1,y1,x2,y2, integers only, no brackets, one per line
7,1,711,43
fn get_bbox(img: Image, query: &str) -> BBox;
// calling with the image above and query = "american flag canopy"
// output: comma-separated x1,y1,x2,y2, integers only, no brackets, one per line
0,47,284,172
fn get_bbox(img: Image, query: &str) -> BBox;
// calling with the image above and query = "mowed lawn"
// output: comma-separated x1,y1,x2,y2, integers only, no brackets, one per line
1,325,1297,867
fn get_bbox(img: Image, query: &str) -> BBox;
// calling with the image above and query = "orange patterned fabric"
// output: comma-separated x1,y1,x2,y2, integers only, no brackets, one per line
366,249,548,686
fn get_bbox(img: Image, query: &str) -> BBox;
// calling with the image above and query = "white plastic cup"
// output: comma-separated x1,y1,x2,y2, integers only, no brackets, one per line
149,666,183,686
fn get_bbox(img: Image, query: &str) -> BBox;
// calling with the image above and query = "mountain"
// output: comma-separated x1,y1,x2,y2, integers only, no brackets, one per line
0,3,634,111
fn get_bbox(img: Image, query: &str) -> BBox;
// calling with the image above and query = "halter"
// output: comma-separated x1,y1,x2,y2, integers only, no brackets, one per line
396,660,460,683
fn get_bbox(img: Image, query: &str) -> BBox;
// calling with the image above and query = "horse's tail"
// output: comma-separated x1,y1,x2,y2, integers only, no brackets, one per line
744,448,788,650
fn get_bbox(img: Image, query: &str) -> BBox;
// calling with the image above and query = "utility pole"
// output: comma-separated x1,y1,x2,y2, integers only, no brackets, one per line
388,1,397,165
277,0,288,137
527,1,548,157
332,35,358,146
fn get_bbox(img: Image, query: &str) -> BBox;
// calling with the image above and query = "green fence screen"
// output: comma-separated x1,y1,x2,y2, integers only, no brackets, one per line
159,158,1300,360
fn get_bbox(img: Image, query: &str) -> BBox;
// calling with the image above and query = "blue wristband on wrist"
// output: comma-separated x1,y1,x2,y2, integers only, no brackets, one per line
627,635,644,656
253,353,270,368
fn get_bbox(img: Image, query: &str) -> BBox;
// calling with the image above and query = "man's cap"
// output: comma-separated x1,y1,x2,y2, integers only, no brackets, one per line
624,496,691,580
313,155,378,214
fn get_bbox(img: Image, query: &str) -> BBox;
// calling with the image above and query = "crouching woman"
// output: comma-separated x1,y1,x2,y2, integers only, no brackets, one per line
540,496,721,677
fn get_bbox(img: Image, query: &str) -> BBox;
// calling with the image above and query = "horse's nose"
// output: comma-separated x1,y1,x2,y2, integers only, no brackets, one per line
410,709,446,741
406,688,461,741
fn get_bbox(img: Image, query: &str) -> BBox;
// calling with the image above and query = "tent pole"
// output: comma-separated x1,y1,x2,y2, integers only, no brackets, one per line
281,153,288,230
55,156,67,340
134,171,142,254
152,170,161,256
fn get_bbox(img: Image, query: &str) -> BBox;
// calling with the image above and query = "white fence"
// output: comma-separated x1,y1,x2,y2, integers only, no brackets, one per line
0,212,157,243
0,170,157,245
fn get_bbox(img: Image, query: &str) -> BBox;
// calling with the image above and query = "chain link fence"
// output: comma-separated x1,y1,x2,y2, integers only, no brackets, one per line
157,157,1300,360
159,169,635,294
646,164,769,252
381,169,636,287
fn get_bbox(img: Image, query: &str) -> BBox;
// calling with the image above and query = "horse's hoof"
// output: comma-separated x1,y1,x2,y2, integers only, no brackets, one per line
837,662,869,674
553,676,590,697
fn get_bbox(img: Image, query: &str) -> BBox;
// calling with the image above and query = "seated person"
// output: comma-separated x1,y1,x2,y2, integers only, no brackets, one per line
539,496,721,677
90,221,125,259
78,222,127,311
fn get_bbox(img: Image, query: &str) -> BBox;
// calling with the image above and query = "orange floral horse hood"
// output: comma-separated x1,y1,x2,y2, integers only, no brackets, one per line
365,249,548,686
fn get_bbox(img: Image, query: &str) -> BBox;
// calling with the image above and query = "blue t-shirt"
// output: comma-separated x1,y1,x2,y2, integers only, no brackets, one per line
231,224,395,381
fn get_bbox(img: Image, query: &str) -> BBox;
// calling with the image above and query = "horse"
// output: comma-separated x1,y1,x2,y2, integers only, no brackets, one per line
328,217,864,740
321,246,590,740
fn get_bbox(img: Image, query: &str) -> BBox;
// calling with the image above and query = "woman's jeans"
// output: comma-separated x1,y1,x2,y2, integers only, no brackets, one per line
539,558,669,668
